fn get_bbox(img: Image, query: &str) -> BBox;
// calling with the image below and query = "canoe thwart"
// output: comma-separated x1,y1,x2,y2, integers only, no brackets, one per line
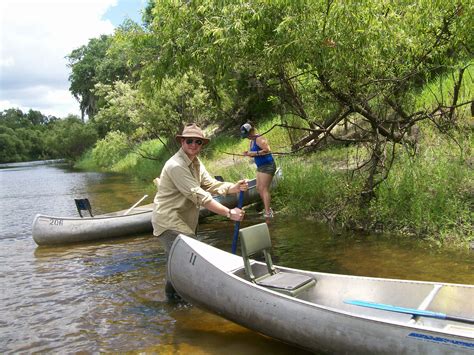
123,194,148,216
240,222,316,296
416,284,443,311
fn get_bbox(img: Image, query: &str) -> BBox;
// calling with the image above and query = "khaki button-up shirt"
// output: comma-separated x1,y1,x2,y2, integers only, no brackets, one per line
152,148,233,237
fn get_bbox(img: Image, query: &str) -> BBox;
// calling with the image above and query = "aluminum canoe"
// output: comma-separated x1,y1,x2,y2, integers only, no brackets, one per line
32,204,155,246
32,169,281,246
168,235,474,354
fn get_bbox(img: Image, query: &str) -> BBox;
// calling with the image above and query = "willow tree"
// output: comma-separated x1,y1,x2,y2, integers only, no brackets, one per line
132,0,472,200
283,0,473,200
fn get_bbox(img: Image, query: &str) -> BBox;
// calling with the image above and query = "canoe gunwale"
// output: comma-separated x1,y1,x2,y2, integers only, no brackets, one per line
33,208,153,222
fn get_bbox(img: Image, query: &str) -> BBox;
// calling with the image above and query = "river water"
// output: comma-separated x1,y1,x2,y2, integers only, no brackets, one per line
1,162,472,353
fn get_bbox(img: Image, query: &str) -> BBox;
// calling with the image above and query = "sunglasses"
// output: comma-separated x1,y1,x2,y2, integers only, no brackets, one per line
185,138,203,146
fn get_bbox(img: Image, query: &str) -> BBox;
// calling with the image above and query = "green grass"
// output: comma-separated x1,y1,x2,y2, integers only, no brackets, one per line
109,139,169,182
370,142,473,246
415,63,473,113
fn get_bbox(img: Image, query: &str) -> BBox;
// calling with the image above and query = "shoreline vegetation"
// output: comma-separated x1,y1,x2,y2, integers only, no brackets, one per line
74,105,473,249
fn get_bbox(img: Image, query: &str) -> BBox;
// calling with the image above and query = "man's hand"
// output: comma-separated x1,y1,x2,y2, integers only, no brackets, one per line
230,179,248,194
228,207,245,221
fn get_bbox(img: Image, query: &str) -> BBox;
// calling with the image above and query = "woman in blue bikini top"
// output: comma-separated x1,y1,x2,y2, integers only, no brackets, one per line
240,123,277,218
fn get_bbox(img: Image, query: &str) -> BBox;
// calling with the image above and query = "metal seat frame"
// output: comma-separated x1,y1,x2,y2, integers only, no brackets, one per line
239,223,316,297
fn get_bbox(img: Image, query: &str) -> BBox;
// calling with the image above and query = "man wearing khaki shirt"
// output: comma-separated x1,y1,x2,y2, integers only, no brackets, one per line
152,123,247,298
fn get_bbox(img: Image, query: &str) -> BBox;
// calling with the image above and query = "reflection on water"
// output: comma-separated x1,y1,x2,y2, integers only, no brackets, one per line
0,163,472,353
263,220,474,284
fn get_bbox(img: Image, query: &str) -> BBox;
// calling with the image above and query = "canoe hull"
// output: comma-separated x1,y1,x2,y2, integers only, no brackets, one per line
168,235,474,354
32,207,154,245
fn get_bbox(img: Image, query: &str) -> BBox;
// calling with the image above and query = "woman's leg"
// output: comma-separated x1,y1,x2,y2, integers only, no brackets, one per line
256,171,273,215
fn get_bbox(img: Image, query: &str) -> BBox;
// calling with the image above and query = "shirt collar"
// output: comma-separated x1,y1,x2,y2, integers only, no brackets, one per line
177,147,201,170
177,147,193,166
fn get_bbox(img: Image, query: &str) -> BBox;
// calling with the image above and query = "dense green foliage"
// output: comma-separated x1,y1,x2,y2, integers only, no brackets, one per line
66,30,133,123
66,0,472,201
92,131,131,167
46,117,99,159
0,109,97,163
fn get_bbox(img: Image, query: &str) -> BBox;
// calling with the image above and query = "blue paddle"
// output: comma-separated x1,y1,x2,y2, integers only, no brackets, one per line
231,190,245,254
345,299,474,324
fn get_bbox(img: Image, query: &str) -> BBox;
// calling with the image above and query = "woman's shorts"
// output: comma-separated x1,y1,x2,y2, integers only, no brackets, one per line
257,161,277,176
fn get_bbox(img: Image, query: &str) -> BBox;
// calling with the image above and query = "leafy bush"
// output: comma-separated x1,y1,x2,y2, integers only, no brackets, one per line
92,131,131,167
46,117,98,159
111,139,169,181
0,127,27,162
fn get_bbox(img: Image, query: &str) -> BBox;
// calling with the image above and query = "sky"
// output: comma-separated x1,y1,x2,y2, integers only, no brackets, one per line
0,0,146,119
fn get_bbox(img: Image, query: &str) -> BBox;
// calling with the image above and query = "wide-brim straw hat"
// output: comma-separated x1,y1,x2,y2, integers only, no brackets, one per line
176,123,210,145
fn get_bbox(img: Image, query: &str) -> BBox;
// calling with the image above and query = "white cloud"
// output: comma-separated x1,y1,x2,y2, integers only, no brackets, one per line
0,57,15,68
0,0,118,118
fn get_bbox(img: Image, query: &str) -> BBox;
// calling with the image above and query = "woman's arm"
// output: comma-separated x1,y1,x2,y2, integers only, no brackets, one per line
245,136,271,157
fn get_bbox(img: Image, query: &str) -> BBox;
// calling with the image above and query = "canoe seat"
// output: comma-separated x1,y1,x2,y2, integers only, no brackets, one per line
74,198,93,218
239,223,316,297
